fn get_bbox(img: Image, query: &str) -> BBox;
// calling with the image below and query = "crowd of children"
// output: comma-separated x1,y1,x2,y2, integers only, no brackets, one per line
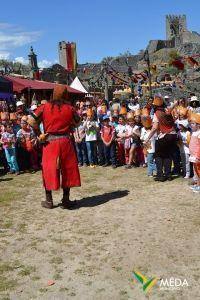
0,95,200,193
0,100,40,174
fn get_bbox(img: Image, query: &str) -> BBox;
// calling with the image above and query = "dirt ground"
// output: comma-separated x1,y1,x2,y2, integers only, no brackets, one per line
0,166,200,300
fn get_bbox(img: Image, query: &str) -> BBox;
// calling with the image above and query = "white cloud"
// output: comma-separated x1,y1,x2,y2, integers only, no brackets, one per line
38,59,54,69
0,51,10,60
0,23,42,59
14,56,28,64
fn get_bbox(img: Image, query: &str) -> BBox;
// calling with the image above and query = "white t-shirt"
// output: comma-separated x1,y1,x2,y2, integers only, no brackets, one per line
116,124,126,136
141,127,156,153
84,121,99,142
116,124,126,144
178,131,190,154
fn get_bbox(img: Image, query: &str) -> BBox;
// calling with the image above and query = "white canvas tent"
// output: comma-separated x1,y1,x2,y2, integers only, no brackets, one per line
70,76,88,93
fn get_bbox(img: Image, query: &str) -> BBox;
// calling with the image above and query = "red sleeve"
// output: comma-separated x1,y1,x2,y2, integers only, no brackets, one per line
34,104,45,119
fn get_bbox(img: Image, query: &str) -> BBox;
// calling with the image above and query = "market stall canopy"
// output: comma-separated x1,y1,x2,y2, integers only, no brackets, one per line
4,75,84,94
70,76,88,93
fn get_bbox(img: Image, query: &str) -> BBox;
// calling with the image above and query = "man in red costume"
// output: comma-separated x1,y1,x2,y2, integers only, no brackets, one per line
28,85,81,209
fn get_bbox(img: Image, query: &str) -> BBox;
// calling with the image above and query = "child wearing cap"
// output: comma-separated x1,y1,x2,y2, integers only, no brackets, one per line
189,113,200,193
100,115,117,168
177,119,191,178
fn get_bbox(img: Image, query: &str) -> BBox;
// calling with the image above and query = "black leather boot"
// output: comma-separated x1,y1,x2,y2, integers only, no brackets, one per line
41,190,53,209
60,188,77,209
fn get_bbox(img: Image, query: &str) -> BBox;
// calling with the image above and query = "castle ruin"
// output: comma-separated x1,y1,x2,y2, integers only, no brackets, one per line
148,15,200,53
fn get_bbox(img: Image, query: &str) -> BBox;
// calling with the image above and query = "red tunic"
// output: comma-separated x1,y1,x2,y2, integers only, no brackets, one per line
35,102,81,191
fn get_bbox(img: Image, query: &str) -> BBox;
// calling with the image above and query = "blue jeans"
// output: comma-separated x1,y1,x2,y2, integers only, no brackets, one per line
4,147,19,172
103,142,116,165
86,141,97,165
76,142,88,165
147,153,156,176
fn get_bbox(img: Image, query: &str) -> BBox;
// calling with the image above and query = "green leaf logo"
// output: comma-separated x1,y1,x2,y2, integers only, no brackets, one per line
132,271,157,294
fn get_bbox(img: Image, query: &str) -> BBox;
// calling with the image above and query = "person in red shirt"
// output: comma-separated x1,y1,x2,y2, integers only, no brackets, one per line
100,115,117,168
28,85,81,209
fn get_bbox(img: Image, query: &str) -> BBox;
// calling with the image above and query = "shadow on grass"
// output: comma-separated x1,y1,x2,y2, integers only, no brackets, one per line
75,190,129,208
0,177,13,182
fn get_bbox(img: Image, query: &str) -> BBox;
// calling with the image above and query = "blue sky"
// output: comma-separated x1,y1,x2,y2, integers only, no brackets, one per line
0,0,199,67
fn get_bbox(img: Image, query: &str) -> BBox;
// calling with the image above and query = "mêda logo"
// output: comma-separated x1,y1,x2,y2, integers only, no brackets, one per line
159,277,189,290
132,271,189,294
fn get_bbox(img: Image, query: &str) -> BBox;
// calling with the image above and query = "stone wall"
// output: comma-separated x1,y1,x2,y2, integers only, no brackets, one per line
182,31,200,44
147,39,175,53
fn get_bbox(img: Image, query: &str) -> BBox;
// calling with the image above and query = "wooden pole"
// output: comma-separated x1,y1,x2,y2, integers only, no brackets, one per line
144,50,152,97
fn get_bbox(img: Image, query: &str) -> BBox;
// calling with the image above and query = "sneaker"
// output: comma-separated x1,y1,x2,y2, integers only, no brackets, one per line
78,163,83,167
189,185,197,190
125,164,132,169
90,164,95,168
102,163,109,167
192,186,200,193
112,165,117,169
184,175,190,179
154,176,166,182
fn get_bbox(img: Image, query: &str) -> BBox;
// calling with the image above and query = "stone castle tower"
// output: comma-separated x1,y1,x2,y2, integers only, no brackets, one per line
147,15,200,53
166,15,187,41
58,41,68,69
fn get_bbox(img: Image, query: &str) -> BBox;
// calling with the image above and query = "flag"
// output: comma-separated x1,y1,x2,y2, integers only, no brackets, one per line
172,59,184,70
185,56,198,67
66,42,77,72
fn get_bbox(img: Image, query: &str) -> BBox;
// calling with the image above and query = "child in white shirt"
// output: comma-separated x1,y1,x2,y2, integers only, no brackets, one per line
141,116,157,176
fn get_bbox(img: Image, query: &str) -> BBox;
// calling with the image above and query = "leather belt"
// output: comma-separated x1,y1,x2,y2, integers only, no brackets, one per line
46,134,71,142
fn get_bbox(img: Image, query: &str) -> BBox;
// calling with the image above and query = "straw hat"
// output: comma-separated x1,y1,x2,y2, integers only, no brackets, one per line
178,107,188,117
189,113,200,125
141,116,152,128
1,112,9,120
10,113,17,121
119,107,127,115
126,112,134,120
53,84,68,101
134,109,141,116
153,96,164,106
141,108,150,116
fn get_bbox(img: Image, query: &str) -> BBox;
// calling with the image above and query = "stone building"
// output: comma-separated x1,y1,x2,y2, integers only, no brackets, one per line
58,41,68,69
148,15,200,53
